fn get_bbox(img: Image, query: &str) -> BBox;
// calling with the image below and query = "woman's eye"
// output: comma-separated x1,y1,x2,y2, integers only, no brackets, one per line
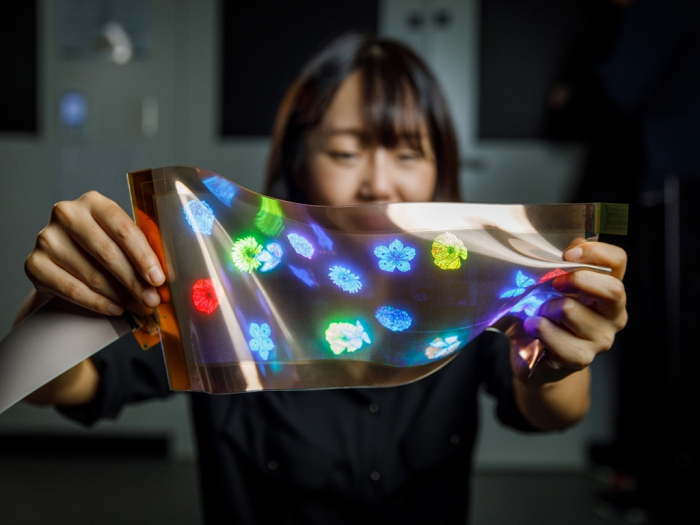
328,151,358,161
397,150,421,162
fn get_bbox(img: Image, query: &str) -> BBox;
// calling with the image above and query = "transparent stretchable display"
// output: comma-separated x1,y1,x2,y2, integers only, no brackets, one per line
128,166,627,393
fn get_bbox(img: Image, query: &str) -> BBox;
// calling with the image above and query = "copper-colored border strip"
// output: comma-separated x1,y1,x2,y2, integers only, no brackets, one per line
128,169,191,391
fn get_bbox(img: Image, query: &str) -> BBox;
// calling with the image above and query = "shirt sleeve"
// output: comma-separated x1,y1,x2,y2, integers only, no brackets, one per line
56,334,172,427
478,330,539,433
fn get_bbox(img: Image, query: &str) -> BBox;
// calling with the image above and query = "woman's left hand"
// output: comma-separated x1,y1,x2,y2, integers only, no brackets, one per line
520,239,628,385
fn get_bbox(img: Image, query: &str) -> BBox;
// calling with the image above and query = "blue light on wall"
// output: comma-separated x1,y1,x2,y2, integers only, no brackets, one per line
60,91,88,128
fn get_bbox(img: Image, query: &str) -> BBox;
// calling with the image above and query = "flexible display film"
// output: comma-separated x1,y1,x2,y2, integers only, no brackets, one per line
128,165,627,393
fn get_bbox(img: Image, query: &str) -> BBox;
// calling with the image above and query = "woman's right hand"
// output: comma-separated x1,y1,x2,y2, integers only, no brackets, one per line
24,191,165,317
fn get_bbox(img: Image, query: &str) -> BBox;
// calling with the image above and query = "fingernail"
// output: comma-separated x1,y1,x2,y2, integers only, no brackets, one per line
148,266,165,286
142,288,160,308
107,303,124,316
564,246,583,262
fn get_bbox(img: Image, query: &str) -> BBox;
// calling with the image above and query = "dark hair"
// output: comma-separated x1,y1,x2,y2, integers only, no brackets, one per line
264,33,460,203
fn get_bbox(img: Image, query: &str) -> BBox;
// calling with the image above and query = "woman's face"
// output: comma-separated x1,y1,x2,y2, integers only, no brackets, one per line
303,72,438,206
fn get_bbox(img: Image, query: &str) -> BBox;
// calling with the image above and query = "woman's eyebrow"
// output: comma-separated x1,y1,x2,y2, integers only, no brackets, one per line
325,128,364,137
396,131,423,140
325,129,423,139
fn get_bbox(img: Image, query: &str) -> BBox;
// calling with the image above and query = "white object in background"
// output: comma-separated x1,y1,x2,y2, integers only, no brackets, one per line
380,0,476,156
57,0,150,61
102,21,134,65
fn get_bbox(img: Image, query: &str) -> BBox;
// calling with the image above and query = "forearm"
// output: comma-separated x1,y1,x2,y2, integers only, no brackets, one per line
513,367,591,431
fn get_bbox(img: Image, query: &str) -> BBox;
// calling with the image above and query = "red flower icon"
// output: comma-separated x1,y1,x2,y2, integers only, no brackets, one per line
192,278,220,314
537,268,567,284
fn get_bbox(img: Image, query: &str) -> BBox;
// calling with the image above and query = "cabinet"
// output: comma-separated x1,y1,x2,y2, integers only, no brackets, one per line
381,0,476,156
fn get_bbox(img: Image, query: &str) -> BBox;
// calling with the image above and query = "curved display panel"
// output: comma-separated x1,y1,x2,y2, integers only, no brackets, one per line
128,165,627,393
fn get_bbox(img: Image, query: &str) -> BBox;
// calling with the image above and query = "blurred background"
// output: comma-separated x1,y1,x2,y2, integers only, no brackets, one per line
1,0,697,524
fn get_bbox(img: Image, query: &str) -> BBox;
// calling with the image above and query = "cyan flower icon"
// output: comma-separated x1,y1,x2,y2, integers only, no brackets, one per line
425,336,461,360
249,322,275,360
374,239,416,272
328,265,362,293
325,321,371,355
500,270,536,298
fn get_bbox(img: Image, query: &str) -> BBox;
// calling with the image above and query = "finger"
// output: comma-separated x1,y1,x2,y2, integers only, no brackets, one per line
552,269,626,303
550,271,627,328
562,240,627,280
523,315,598,371
40,229,155,316
536,297,616,351
25,249,125,316
83,192,165,287
35,224,124,303
95,271,156,317
52,196,161,308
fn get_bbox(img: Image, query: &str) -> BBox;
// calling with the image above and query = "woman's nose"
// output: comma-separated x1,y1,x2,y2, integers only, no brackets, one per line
361,149,393,201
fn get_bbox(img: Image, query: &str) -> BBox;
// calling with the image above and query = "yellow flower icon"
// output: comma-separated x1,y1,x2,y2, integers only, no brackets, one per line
431,232,468,270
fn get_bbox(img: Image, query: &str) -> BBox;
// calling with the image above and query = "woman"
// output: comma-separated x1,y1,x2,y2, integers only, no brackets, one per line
20,34,627,523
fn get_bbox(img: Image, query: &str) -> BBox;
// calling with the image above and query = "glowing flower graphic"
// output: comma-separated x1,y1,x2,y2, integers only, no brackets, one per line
249,322,275,360
183,200,215,235
202,176,236,207
375,306,412,332
289,265,316,287
287,233,314,259
537,268,567,283
500,270,536,298
255,242,283,272
510,295,545,317
425,336,461,360
431,232,468,270
311,223,334,251
192,278,221,314
325,321,371,355
231,236,262,273
374,239,416,272
255,197,284,236
328,265,362,293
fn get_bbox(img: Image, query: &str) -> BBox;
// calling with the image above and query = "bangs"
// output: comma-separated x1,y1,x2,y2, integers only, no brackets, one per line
265,34,460,203
357,54,430,155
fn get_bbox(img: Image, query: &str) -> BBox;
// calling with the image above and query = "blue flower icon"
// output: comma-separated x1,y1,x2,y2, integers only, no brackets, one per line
374,239,416,272
500,270,536,298
510,295,545,317
183,200,215,235
287,233,314,259
202,176,236,207
375,306,412,332
311,224,334,251
249,322,275,360
328,265,362,293
289,265,316,287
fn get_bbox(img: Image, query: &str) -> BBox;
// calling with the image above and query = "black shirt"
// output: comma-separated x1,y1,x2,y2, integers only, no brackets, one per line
59,330,535,524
